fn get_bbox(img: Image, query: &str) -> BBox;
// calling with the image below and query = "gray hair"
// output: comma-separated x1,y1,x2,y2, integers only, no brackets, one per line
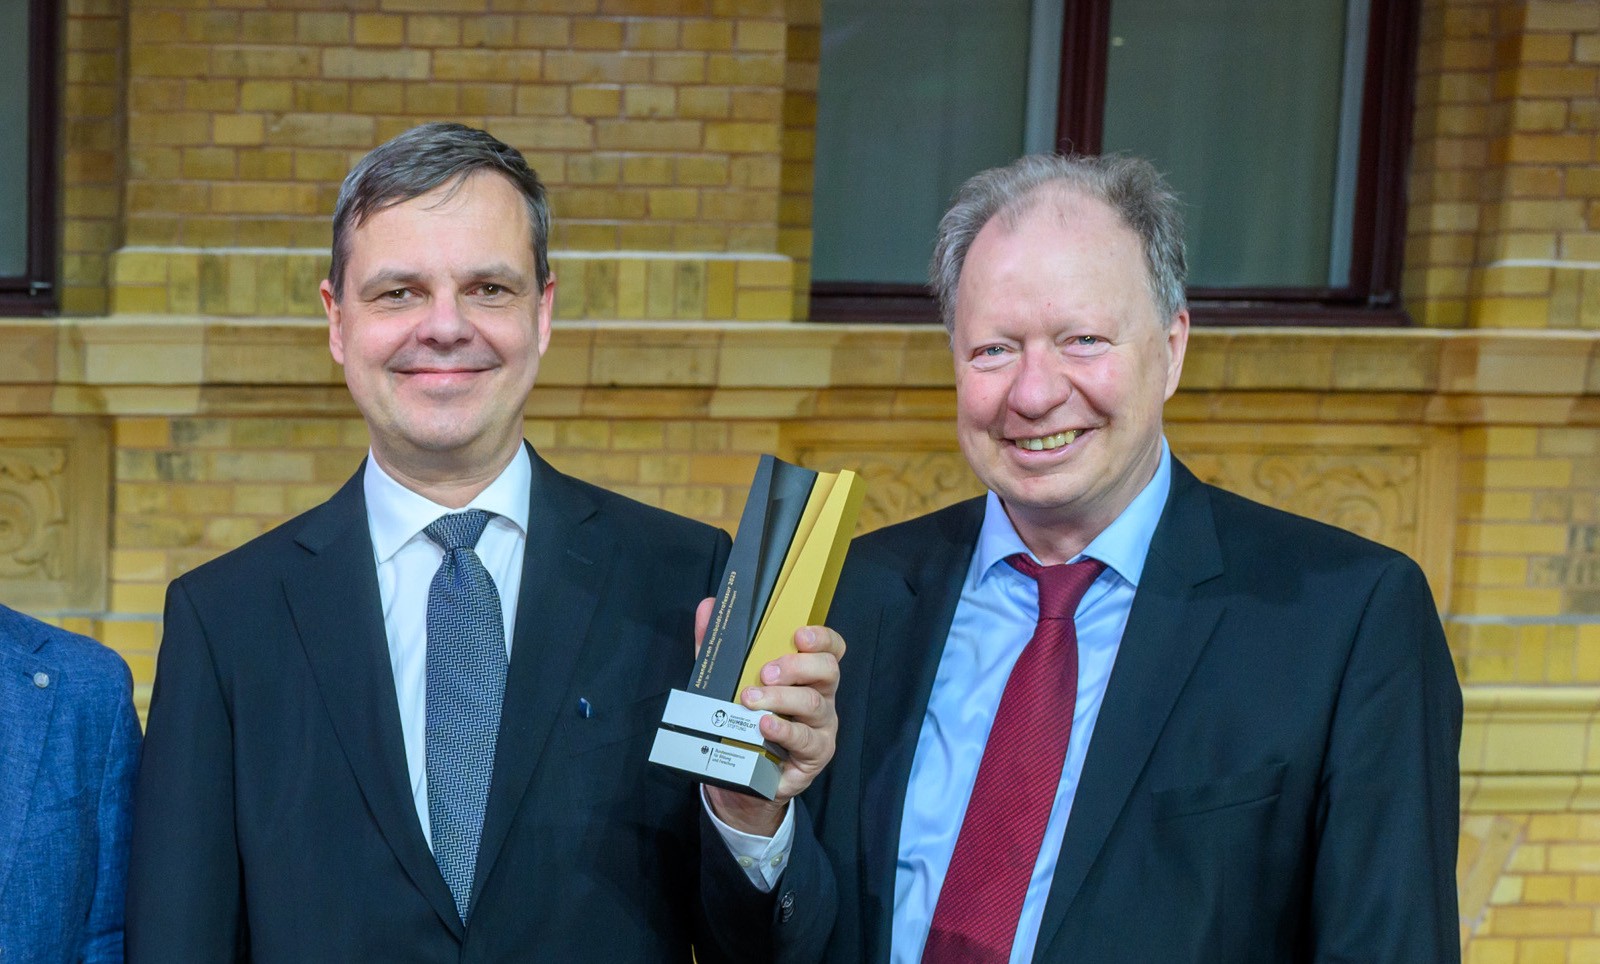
328,122,551,298
930,153,1187,331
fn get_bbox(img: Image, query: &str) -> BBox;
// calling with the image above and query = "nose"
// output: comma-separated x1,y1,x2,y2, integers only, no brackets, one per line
1007,347,1072,421
415,293,473,348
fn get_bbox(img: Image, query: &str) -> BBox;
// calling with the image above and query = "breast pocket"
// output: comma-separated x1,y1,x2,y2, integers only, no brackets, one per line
1150,762,1288,821
560,690,670,757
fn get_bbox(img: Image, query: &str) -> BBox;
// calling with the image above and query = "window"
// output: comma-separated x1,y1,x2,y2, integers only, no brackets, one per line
1,0,60,315
810,0,1419,324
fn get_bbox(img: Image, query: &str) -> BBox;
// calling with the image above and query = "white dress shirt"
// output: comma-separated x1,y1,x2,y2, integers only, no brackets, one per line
361,446,791,889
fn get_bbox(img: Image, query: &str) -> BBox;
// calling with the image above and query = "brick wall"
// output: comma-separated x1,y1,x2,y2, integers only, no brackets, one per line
1406,0,1600,329
14,1,1600,959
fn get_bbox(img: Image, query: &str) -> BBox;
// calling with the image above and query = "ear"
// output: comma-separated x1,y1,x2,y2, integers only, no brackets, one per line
1162,309,1190,400
321,279,345,365
534,275,556,358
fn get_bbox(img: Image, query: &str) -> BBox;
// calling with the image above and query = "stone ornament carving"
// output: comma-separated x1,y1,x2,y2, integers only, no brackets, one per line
0,418,109,612
787,422,1453,608
1180,452,1421,556
0,446,69,580
791,447,982,533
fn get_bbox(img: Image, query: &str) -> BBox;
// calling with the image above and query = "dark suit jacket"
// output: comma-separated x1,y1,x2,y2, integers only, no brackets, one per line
809,459,1461,963
128,449,834,963
0,604,141,964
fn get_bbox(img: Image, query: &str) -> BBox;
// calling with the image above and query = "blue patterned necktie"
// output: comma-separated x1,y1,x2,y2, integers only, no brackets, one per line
423,509,507,923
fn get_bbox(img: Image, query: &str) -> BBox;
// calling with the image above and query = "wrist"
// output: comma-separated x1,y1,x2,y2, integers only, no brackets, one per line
705,785,787,837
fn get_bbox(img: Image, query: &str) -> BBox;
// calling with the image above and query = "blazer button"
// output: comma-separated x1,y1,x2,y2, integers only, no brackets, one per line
32,672,49,689
779,891,795,924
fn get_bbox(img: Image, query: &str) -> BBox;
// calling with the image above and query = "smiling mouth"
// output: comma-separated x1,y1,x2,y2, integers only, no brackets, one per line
1014,429,1082,452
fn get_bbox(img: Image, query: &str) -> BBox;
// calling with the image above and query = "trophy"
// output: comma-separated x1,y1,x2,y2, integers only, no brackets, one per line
648,455,864,799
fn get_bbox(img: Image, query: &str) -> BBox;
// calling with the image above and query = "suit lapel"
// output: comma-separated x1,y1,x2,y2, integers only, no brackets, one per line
1031,461,1226,956
0,620,54,900
471,449,612,902
284,468,465,939
858,498,983,961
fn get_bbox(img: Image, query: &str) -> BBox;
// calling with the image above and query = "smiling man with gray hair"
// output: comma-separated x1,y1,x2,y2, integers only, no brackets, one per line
807,152,1462,963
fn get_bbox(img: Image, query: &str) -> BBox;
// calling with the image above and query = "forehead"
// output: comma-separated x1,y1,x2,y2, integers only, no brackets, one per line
345,171,532,262
954,190,1153,326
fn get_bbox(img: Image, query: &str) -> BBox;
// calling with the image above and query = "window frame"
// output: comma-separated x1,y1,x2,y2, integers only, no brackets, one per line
809,0,1421,326
0,0,61,316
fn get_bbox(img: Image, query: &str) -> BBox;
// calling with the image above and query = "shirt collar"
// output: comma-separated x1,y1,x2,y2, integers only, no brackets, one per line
970,438,1173,590
363,444,532,564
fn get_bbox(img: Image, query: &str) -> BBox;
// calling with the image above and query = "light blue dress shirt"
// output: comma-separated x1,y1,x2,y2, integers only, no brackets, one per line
892,442,1173,964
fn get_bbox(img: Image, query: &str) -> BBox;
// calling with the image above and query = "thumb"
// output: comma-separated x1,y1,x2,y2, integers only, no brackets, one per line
693,596,714,657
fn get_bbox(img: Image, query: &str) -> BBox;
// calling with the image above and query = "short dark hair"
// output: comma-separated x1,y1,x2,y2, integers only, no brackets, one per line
327,122,551,298
930,153,1187,332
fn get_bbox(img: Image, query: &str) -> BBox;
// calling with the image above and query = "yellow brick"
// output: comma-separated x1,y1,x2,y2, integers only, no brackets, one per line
406,14,461,46
1481,458,1574,489
213,113,264,146
237,12,294,44
321,48,431,81
460,15,517,48
111,583,168,615
572,18,622,49
1488,905,1595,935
735,19,785,52
676,155,729,186
623,19,678,50
622,155,674,185
1466,940,1517,964
353,13,404,45
461,83,515,115
704,120,780,153
648,188,699,219
594,119,701,151
682,20,734,50
734,288,791,321
1472,297,1553,328
1501,134,1594,165
239,80,292,111
651,52,705,84
1515,938,1568,964
736,259,790,288
570,85,621,117
624,85,676,118
296,12,350,44
1456,555,1529,587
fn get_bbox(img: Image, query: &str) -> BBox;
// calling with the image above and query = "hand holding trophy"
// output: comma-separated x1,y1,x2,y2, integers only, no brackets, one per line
649,455,864,821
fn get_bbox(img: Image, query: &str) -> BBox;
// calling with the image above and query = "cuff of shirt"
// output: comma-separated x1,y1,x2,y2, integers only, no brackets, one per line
701,785,795,893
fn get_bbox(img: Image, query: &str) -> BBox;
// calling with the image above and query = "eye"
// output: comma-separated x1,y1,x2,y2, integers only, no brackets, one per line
1075,335,1099,346
479,284,504,297
379,288,411,302
981,345,1006,357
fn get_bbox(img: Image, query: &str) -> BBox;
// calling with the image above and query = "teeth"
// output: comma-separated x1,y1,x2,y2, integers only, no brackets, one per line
1016,430,1080,451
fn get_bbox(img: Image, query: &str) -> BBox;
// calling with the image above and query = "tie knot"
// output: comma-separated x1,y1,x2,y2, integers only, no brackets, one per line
1006,554,1106,620
424,509,494,552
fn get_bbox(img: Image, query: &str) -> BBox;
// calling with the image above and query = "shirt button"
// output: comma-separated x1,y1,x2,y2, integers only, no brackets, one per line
738,856,754,868
770,855,784,867
32,672,49,689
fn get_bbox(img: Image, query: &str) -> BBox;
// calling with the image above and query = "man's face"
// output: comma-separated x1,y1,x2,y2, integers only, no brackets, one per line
951,190,1188,559
322,171,553,482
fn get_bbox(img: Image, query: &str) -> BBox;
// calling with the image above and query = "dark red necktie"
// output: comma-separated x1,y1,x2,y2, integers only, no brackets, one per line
922,554,1106,964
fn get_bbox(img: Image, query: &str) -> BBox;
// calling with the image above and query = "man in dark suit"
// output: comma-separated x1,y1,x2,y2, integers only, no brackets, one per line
0,603,140,963
127,123,839,962
808,154,1462,962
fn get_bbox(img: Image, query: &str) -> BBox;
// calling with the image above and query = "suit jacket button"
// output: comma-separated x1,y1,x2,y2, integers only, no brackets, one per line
779,891,795,923
32,672,49,688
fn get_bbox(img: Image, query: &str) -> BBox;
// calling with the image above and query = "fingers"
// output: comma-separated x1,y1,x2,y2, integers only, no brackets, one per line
693,596,714,656
793,625,845,661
